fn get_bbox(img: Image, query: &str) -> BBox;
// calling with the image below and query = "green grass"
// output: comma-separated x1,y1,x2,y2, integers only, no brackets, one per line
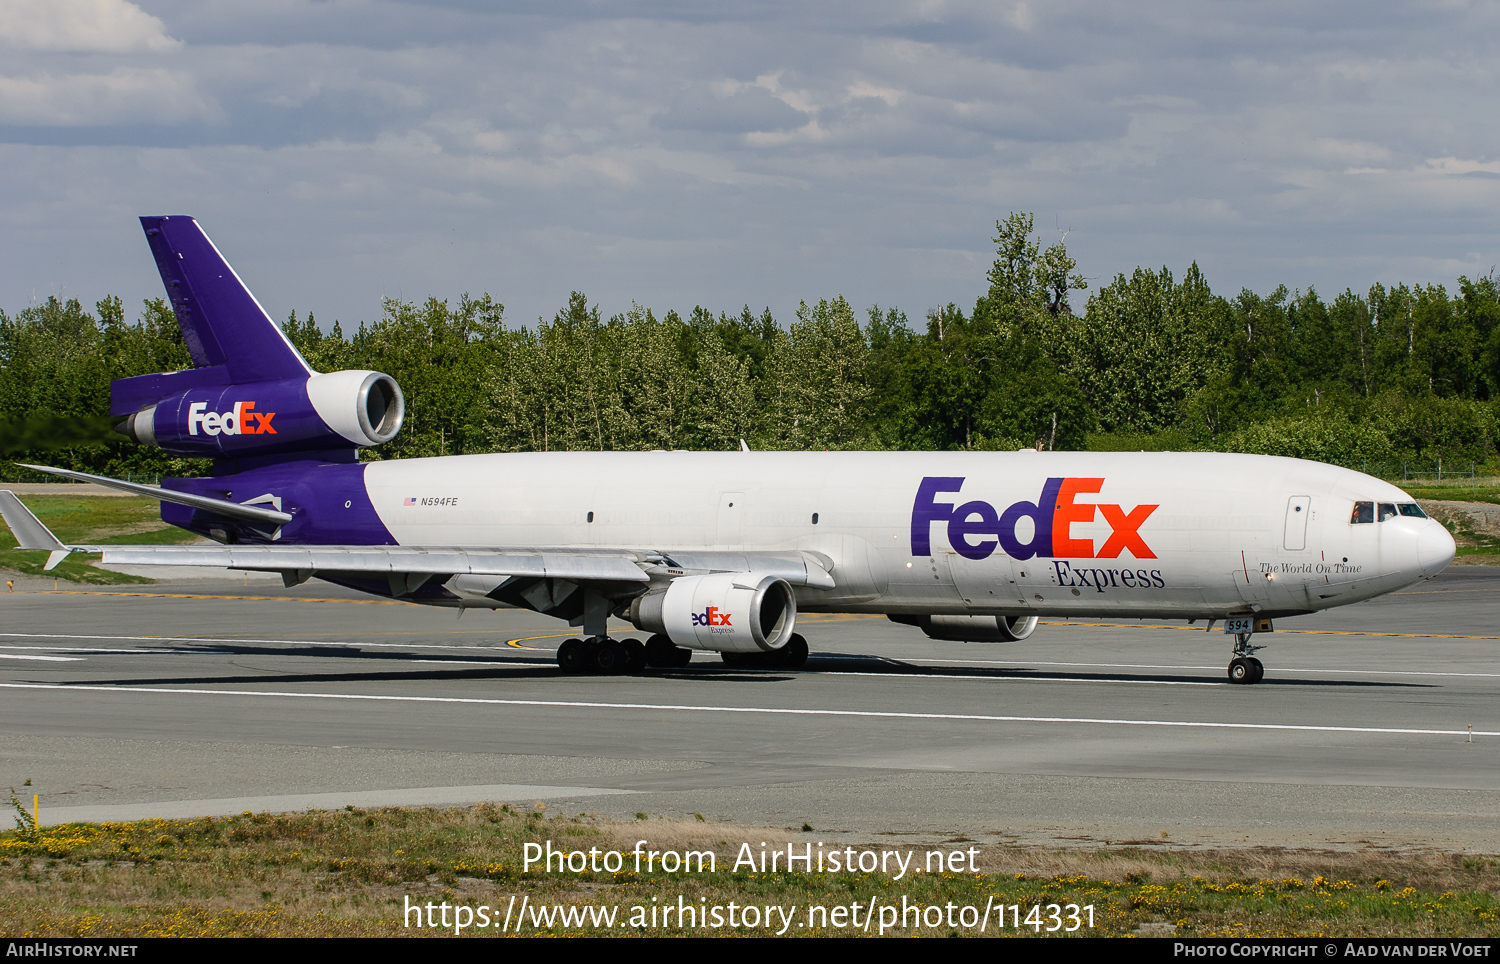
1400,481,1500,505
1,806,1498,937
0,494,201,584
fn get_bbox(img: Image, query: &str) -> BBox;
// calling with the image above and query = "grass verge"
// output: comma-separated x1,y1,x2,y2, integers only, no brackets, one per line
0,495,200,584
2,805,1497,937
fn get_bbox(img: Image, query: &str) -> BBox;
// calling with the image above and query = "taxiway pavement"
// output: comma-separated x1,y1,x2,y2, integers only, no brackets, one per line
2,567,1497,850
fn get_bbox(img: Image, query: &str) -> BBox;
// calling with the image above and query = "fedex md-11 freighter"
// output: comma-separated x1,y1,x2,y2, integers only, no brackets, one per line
0,217,1457,685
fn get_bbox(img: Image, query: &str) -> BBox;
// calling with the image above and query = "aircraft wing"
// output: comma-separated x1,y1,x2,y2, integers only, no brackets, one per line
0,489,836,591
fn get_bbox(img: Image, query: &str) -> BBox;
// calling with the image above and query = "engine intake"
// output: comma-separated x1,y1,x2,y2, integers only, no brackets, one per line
629,572,797,653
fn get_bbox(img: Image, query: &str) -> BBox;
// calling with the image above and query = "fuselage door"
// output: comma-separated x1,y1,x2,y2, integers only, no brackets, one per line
715,491,744,547
1283,496,1311,551
945,550,1026,610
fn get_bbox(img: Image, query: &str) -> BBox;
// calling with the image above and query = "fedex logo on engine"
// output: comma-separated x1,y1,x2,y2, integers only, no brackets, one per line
187,401,277,436
691,606,733,633
911,477,1158,561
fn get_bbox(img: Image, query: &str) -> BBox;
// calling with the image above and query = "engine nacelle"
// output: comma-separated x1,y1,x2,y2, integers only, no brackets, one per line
116,369,404,459
889,614,1038,642
629,572,797,653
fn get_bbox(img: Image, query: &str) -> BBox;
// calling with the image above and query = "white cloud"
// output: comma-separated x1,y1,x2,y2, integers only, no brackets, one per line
0,68,215,125
0,0,181,53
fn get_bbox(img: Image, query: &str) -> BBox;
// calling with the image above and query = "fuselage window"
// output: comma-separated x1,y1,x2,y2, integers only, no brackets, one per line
1350,501,1374,524
1377,503,1398,522
1398,503,1427,518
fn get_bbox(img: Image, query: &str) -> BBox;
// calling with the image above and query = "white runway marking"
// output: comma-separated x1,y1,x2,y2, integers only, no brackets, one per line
0,654,82,662
892,657,1500,680
818,670,1219,687
0,632,539,654
0,645,231,656
0,682,1493,738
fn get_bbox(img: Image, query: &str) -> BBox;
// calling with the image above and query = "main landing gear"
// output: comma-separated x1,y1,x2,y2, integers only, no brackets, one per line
556,633,812,673
1227,632,1265,685
556,636,647,675
719,633,809,669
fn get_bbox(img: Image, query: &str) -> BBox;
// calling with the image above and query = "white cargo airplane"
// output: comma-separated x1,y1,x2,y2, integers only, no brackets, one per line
0,218,1457,684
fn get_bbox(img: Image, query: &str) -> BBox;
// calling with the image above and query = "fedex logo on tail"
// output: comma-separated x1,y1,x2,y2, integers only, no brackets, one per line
911,477,1158,561
187,401,277,436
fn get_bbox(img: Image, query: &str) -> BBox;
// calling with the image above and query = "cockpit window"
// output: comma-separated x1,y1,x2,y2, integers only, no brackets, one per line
1350,501,1374,524
1398,503,1427,518
1377,502,1398,522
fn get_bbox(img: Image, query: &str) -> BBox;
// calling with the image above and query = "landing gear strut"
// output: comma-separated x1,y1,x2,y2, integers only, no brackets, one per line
1227,632,1265,685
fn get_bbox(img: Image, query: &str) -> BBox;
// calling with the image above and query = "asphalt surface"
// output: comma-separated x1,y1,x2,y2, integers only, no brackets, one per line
2,566,1498,851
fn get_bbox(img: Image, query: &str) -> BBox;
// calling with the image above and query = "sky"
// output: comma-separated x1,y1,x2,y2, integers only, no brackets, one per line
1,0,1498,332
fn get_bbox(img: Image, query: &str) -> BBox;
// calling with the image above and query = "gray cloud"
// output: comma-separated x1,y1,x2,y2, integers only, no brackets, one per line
1,0,1497,332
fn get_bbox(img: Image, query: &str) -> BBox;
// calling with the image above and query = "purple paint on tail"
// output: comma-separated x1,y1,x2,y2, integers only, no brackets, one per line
137,216,310,383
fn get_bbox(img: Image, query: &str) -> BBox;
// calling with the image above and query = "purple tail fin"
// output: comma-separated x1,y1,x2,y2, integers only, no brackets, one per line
139,216,310,383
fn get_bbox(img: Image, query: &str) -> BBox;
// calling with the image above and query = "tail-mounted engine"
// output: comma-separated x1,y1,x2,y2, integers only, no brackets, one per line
628,572,797,653
116,369,404,460
109,216,406,464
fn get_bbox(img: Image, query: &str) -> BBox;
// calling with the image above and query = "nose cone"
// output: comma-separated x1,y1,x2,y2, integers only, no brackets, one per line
1417,521,1456,577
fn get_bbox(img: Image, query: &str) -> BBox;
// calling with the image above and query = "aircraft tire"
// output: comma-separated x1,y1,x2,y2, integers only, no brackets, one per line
595,639,627,674
1247,657,1264,684
644,634,677,667
621,638,646,673
670,645,694,667
1227,657,1252,684
721,651,748,667
774,634,809,668
557,638,589,674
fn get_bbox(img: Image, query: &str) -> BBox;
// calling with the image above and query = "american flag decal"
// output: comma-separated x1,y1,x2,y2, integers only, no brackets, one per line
403,497,417,506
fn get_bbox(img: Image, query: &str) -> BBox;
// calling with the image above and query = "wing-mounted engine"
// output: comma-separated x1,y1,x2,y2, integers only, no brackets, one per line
628,572,797,653
114,369,404,460
889,614,1038,642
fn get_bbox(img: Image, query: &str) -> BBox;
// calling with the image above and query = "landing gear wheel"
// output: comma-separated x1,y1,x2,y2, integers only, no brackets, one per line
594,638,627,674
620,638,646,673
1227,630,1266,684
720,651,748,667
557,638,589,674
645,634,693,668
772,633,808,668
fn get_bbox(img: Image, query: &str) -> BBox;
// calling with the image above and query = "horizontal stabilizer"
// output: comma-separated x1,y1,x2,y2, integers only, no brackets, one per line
0,490,65,550
0,491,75,570
19,464,292,526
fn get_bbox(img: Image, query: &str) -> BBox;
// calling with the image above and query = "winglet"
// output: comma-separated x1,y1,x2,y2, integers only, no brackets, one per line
0,491,73,570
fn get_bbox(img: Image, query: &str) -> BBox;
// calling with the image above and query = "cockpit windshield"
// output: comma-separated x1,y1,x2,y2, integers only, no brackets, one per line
1351,501,1427,523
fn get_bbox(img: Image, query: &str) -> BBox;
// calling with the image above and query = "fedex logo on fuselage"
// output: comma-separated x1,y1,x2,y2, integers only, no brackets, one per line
692,606,733,633
187,401,277,436
911,476,1158,561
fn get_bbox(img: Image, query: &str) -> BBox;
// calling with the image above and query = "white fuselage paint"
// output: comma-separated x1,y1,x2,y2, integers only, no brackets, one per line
358,450,1454,620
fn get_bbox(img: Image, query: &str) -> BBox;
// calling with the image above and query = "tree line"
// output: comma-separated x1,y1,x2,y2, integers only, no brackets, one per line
3,211,1498,479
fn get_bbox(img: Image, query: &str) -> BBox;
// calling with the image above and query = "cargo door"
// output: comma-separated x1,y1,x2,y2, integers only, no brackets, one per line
946,550,1026,610
715,491,744,548
1283,496,1311,551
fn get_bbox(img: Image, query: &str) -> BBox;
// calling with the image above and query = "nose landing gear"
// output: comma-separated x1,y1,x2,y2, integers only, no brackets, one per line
1228,632,1265,684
